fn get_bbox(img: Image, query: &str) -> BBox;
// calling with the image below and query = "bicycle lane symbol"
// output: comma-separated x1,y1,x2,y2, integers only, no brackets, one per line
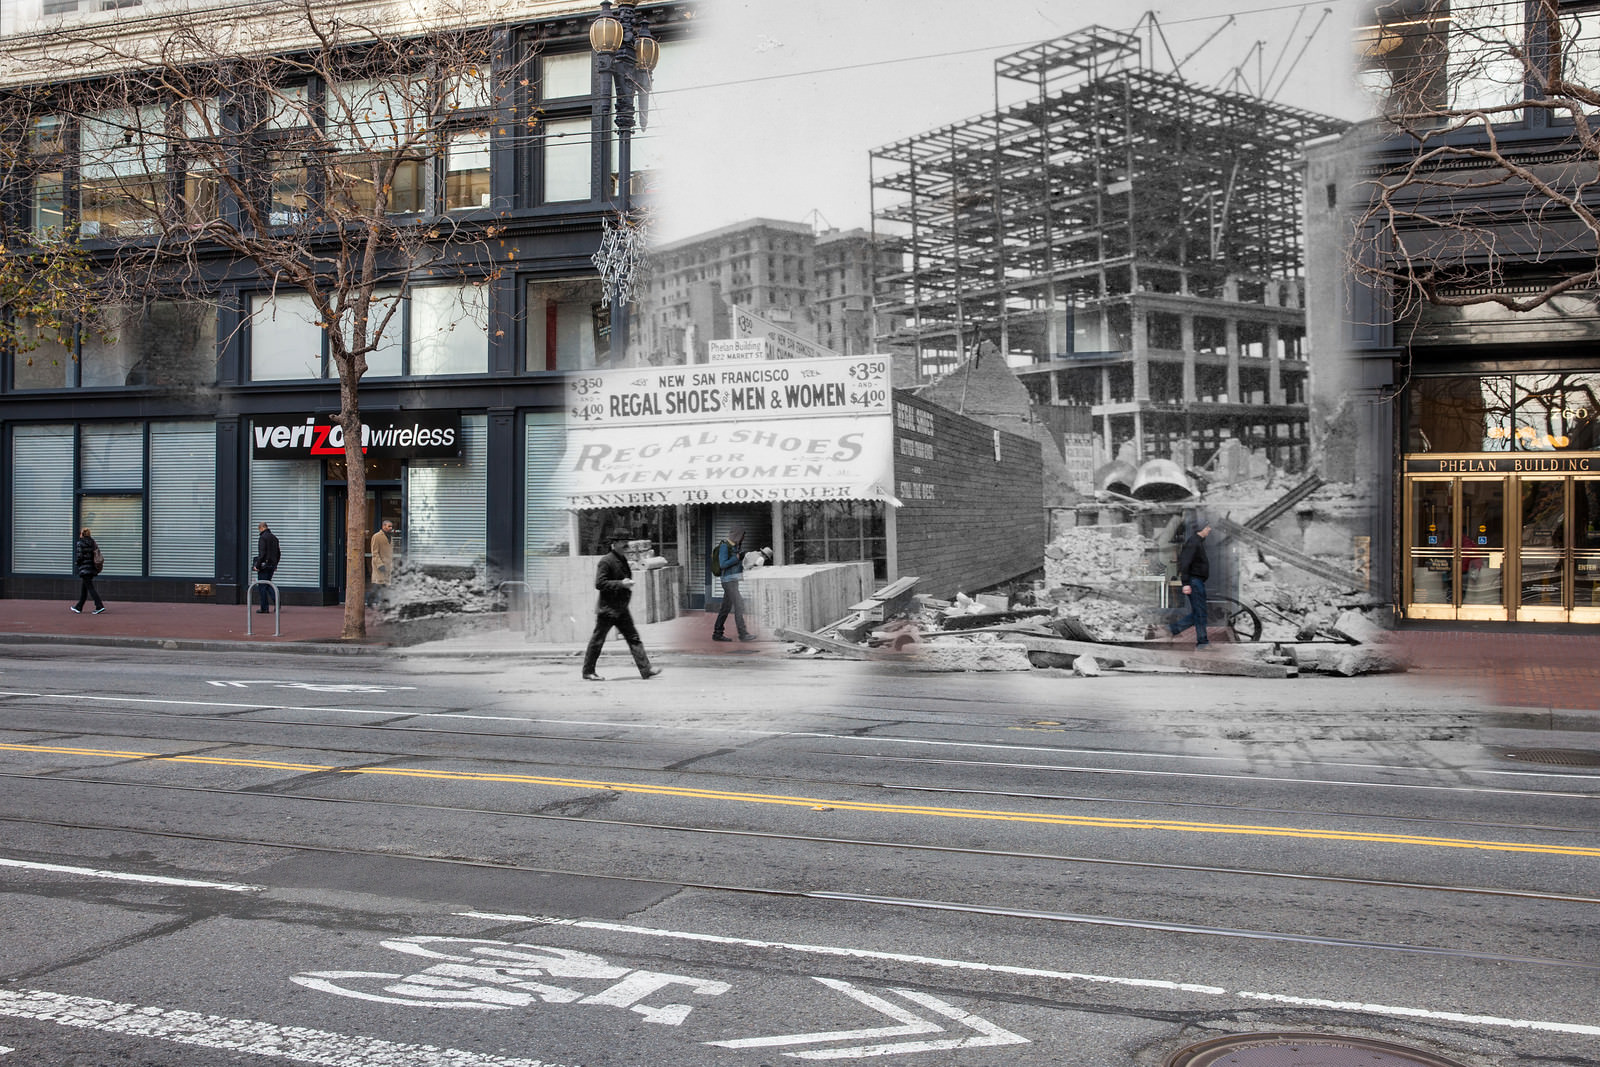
291,936,729,1027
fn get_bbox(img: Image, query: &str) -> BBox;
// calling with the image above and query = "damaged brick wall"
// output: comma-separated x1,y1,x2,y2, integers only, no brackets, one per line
892,390,1046,599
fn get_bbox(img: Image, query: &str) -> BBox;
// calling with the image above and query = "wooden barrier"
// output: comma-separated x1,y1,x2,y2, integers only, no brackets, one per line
739,562,876,634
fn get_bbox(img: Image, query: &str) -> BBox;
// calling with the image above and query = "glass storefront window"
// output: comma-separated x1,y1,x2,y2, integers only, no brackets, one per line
250,291,325,380
410,283,488,376
1407,375,1512,452
543,117,592,203
81,302,218,388
578,507,677,559
1512,373,1600,451
784,500,887,580
526,278,605,371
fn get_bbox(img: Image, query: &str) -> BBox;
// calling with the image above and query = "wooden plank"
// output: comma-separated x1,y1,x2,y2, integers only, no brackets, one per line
774,626,901,661
994,633,1297,678
1242,473,1326,531
1214,516,1369,592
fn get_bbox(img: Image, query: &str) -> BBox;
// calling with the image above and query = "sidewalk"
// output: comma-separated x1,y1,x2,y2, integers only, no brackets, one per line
1,598,1597,719
0,597,781,662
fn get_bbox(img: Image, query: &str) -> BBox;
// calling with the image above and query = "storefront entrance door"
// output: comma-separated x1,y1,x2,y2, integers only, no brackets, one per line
322,485,401,600
1403,473,1600,622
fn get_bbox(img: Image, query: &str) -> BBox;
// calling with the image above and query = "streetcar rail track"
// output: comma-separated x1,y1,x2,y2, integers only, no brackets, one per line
0,803,1594,973
1,711,1595,838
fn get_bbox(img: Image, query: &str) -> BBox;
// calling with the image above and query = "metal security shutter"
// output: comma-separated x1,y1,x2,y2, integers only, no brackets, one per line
247,450,320,587
406,414,486,566
80,423,143,490
149,421,217,577
11,425,74,574
524,412,568,561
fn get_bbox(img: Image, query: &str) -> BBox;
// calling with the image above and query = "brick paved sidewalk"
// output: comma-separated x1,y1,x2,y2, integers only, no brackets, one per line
1,598,365,646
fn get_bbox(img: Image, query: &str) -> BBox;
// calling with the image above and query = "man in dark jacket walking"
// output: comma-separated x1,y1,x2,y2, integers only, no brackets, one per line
71,527,105,614
252,521,281,613
581,530,662,681
1169,521,1212,647
712,527,755,642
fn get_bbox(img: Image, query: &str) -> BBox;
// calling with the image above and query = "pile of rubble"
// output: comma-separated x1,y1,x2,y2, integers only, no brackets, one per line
376,562,506,623
776,476,1404,677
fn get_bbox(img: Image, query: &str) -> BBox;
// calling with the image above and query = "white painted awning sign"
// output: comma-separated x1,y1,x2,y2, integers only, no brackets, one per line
566,356,890,429
562,356,895,509
563,418,895,509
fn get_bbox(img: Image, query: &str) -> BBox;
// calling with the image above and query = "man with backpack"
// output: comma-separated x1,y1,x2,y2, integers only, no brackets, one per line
711,527,755,642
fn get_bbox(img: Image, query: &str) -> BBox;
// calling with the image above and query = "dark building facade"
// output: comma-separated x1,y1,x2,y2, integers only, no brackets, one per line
0,3,689,606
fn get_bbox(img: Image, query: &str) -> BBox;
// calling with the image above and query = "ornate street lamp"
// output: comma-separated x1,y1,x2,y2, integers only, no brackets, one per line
590,0,659,363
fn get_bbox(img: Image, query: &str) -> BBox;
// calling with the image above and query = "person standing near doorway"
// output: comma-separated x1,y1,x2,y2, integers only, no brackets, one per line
1169,520,1212,648
70,527,106,614
713,527,755,642
582,530,662,681
368,519,394,607
253,521,281,613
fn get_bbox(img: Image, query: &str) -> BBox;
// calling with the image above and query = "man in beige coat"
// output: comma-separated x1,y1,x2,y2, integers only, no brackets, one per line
368,519,394,606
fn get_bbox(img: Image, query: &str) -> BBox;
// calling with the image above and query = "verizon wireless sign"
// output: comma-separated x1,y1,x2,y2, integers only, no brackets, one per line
252,411,462,460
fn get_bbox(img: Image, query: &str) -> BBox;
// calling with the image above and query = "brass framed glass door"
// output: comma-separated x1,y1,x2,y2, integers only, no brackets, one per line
1575,479,1600,623
1515,476,1600,623
1517,478,1566,622
1407,479,1455,619
1404,476,1508,621
1457,478,1507,620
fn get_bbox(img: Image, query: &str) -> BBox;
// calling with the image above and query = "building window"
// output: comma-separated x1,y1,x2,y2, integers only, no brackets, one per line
542,116,592,203
445,129,491,210
80,301,218,388
80,422,145,576
149,421,217,576
526,277,605,371
411,283,489,376
11,318,75,390
326,78,428,216
79,105,168,238
250,291,326,380
541,52,593,99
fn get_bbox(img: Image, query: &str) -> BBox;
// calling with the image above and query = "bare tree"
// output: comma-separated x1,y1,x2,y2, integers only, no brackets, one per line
3,0,535,638
1354,0,1600,319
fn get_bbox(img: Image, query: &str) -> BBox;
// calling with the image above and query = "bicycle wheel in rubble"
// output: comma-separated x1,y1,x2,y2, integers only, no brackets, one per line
1207,596,1263,643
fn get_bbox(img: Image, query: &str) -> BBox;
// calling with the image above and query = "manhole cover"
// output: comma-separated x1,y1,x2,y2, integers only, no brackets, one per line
1500,748,1600,767
1166,1032,1471,1067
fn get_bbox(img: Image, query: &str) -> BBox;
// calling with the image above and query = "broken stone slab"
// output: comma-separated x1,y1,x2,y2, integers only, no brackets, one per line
1073,655,1103,677
908,641,1034,672
1281,642,1408,675
997,633,1296,678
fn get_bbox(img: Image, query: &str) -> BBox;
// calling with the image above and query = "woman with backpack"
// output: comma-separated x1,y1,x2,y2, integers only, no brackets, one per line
71,527,106,614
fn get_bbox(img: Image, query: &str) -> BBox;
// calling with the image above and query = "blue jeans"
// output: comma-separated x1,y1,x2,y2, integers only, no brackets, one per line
1170,577,1209,645
256,570,277,611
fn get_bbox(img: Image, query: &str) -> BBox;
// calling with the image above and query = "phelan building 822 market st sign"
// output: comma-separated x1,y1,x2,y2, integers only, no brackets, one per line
252,411,463,460
562,357,896,509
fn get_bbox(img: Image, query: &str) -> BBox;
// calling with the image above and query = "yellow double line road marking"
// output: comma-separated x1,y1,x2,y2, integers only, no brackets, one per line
5,741,1599,858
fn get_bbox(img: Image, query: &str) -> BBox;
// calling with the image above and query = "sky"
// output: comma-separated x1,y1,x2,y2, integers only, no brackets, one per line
646,0,1375,244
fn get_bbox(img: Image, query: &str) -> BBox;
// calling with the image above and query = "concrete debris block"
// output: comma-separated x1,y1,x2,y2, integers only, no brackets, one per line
910,641,1034,672
1027,650,1078,669
1327,645,1408,676
1330,609,1393,646
1072,655,1103,677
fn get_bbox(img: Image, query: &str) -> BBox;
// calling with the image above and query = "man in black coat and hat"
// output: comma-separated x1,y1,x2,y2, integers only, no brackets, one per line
581,529,662,681
1169,519,1212,647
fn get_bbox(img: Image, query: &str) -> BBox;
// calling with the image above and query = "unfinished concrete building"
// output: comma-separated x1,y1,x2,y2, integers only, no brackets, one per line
869,27,1345,473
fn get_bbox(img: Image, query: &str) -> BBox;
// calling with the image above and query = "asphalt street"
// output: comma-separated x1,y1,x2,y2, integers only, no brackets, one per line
0,641,1595,1066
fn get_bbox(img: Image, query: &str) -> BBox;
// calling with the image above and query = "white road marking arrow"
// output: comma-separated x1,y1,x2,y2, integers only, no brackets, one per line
707,977,1028,1059
206,680,417,693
